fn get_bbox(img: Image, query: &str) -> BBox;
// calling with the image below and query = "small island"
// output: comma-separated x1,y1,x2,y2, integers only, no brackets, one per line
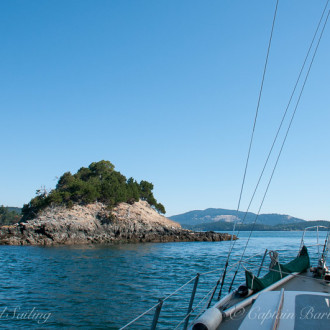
0,161,235,245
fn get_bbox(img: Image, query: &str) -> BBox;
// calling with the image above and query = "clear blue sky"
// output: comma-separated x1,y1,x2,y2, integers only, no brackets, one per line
1,0,329,220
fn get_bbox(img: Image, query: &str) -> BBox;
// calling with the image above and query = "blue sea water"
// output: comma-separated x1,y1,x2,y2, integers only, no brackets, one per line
0,231,327,329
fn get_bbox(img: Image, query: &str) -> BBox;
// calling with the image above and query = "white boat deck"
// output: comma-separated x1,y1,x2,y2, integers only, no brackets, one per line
217,270,330,329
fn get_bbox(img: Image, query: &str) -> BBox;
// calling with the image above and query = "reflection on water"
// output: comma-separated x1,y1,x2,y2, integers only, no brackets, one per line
0,231,327,329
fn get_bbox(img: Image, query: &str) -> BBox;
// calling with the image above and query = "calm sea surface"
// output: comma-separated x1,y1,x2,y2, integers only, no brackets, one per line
0,231,327,329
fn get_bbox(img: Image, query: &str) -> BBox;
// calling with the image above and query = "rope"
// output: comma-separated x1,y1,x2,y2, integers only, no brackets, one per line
173,284,217,329
199,266,227,277
129,256,257,328
180,243,329,330
218,0,280,300
120,266,228,330
120,5,330,329
119,301,162,329
119,274,197,329
242,5,330,266
231,0,330,246
121,250,266,328
235,0,280,227
269,250,279,270
190,284,219,324
227,3,330,292
121,240,328,330
162,275,197,302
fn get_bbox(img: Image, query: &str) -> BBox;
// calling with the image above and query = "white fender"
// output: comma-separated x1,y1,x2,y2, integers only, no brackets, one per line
192,307,223,330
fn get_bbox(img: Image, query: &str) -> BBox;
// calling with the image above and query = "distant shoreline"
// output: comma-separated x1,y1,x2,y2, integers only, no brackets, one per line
183,222,330,232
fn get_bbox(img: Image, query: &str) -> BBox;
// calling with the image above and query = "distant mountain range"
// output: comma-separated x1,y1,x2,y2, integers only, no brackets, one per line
169,208,330,231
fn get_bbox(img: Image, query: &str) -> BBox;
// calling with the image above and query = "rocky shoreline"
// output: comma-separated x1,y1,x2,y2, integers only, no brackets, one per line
0,201,236,246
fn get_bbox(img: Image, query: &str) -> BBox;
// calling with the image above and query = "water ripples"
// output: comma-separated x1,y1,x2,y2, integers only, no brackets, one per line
0,231,327,329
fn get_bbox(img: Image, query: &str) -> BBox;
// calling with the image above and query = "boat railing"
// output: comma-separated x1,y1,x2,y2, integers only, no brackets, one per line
119,252,266,329
119,233,329,329
300,225,329,260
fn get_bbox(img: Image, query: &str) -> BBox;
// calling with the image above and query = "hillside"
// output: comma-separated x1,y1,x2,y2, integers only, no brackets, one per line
6,207,21,214
0,206,21,226
186,220,330,231
170,208,305,227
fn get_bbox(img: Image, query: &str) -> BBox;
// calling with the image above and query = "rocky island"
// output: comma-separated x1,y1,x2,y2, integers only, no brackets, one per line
0,161,236,245
0,200,234,245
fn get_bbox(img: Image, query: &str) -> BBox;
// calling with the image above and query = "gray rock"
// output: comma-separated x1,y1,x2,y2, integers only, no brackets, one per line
0,201,236,245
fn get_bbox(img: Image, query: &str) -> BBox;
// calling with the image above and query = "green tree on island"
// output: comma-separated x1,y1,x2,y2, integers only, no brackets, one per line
22,160,166,220
0,206,21,226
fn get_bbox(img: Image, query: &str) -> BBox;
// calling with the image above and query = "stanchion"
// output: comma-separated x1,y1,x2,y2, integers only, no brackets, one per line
150,298,163,330
183,273,200,330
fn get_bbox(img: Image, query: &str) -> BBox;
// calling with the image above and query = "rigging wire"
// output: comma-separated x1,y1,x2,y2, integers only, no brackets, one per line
235,0,280,223
228,0,279,255
227,0,330,292
231,0,330,244
119,4,330,329
228,8,330,291
215,0,280,302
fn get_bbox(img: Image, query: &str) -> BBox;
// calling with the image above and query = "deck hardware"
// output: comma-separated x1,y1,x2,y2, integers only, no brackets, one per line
183,273,200,330
150,298,163,330
257,249,268,277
